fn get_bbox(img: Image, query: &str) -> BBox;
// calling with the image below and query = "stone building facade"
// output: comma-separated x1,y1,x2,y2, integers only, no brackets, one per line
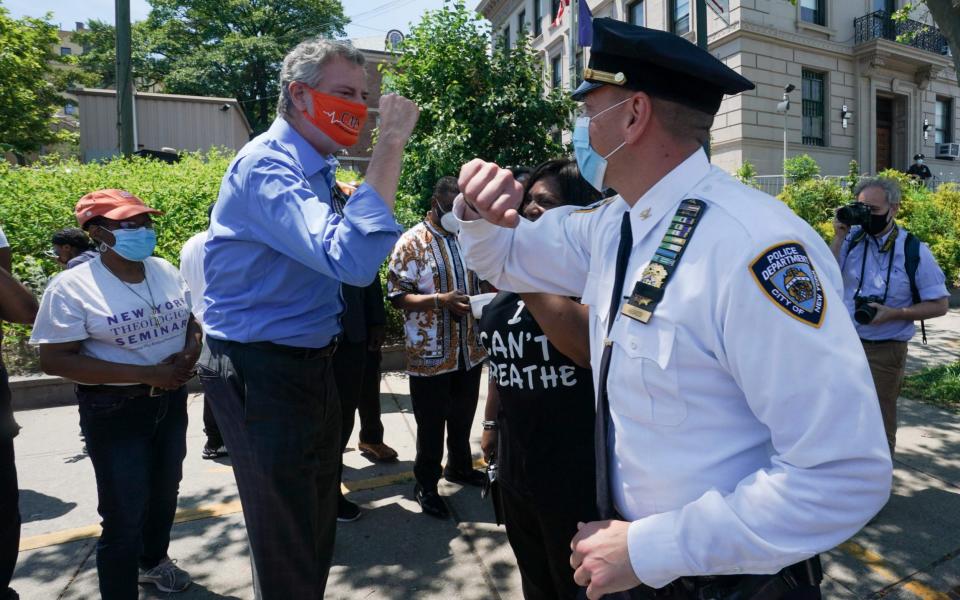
476,0,959,180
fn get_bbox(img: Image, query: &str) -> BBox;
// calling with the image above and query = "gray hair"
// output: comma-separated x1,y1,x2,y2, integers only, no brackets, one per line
277,38,365,119
853,177,901,206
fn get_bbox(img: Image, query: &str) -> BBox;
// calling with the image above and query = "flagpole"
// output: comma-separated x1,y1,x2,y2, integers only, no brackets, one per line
696,0,711,160
570,0,578,90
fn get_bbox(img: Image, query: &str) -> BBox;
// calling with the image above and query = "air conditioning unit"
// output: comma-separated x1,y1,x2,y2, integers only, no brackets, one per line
935,143,960,159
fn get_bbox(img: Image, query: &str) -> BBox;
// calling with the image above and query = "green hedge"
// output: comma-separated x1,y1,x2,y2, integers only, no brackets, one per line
0,152,427,374
776,157,960,285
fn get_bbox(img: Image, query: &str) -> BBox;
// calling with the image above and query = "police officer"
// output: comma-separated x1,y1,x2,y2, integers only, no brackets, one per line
830,177,949,455
456,19,892,600
906,154,932,182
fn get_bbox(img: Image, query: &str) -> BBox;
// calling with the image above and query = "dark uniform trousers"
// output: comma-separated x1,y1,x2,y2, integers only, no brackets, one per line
408,361,483,490
332,342,386,467
200,338,341,600
861,340,909,454
0,364,17,599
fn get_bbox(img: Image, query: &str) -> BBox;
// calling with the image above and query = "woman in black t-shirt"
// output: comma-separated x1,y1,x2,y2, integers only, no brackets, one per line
478,159,601,600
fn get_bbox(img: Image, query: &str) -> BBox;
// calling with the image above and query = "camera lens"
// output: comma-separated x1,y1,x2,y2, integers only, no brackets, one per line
854,303,877,324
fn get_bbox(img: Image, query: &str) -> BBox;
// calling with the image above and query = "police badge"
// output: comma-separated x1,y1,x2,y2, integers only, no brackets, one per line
749,241,826,328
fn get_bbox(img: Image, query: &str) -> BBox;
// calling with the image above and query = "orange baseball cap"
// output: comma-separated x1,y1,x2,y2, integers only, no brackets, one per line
74,189,162,228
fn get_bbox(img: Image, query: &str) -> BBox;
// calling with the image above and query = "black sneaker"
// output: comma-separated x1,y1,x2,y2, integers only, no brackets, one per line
337,496,362,522
202,443,227,460
414,484,449,519
443,468,487,487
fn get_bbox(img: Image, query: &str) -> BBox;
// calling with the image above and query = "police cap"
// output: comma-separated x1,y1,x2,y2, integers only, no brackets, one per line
571,18,754,115
914,153,925,160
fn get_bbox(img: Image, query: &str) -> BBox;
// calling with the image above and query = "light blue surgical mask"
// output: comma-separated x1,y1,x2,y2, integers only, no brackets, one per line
573,97,630,192
105,227,157,262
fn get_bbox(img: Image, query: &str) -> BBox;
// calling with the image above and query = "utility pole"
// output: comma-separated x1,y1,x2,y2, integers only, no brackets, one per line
116,0,134,157
696,0,710,160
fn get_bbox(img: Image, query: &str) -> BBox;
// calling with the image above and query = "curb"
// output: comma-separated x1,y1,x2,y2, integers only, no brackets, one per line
10,347,408,412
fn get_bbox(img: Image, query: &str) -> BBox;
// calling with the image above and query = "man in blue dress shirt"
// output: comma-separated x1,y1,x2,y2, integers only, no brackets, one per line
831,177,949,455
199,38,418,599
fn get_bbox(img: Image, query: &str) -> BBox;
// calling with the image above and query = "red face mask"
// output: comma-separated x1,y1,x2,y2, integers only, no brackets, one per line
300,86,368,147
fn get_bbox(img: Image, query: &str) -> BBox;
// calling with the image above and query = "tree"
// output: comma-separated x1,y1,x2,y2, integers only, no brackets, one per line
72,19,168,91
382,0,573,206
146,0,349,133
0,7,88,163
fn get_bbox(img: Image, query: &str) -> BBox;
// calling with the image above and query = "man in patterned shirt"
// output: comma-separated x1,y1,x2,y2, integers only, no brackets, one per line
387,176,488,518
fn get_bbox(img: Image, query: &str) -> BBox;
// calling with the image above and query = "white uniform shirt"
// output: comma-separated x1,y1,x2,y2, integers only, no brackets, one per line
456,149,892,588
179,230,208,328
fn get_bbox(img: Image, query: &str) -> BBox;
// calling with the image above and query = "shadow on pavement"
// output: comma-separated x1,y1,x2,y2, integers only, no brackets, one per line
19,489,77,523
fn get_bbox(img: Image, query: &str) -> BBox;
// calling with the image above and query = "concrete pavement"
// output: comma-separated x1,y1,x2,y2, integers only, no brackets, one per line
9,309,960,599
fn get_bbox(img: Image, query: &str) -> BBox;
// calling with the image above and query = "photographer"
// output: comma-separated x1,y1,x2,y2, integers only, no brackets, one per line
831,177,949,454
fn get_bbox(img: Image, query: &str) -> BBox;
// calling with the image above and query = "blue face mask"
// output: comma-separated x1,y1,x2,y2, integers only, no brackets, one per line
106,227,157,262
573,98,629,192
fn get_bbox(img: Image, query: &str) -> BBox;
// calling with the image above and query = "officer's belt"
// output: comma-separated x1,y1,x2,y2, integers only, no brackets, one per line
621,199,707,324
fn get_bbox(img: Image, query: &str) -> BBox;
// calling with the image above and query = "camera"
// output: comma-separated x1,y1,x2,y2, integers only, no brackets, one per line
854,294,883,324
836,202,872,227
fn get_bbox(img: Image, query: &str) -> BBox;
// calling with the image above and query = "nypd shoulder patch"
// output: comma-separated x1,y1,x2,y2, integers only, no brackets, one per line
749,241,826,328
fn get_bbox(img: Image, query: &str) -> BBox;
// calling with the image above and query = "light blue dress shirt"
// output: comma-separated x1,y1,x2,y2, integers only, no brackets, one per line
203,118,401,348
839,224,949,341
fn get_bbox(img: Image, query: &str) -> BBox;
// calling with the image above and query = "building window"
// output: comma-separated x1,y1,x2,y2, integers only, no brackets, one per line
671,0,690,35
518,9,526,34
551,54,562,89
802,70,825,146
575,49,583,85
60,47,72,56
64,104,76,116
873,0,895,14
534,0,542,36
800,0,825,26
935,97,953,144
551,0,561,25
503,25,511,49
628,0,644,26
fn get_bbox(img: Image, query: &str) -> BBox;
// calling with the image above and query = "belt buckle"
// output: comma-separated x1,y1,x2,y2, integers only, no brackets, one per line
149,386,163,398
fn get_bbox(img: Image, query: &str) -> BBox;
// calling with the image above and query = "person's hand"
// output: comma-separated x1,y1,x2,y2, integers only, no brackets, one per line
481,429,498,463
439,290,471,317
868,303,903,325
367,325,386,352
458,159,524,228
376,94,420,146
142,363,189,390
833,216,850,241
570,520,641,599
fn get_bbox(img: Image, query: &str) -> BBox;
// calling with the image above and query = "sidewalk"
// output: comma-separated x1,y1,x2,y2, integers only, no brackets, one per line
9,310,960,598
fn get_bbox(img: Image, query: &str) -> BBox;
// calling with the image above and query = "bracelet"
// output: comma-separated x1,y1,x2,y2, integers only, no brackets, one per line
482,420,499,431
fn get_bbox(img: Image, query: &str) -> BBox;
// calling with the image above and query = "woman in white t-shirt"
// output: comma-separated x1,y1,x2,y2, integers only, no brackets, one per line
30,190,202,600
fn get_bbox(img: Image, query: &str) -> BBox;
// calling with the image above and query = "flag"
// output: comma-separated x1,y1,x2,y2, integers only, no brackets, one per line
552,0,569,27
578,0,593,47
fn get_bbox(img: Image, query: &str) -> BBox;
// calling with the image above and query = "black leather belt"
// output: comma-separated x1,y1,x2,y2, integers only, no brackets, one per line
76,383,165,398
625,557,822,600
246,339,338,359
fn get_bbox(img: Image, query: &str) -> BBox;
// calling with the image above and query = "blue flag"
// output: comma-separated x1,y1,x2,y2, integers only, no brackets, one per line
578,0,593,47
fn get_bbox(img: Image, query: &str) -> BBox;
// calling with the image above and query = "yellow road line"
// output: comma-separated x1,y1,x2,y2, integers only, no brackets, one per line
21,458,487,552
838,541,950,600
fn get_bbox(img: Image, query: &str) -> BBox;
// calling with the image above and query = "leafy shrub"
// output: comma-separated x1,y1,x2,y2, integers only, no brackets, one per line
784,154,820,183
0,151,233,372
735,161,757,187
779,177,851,239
